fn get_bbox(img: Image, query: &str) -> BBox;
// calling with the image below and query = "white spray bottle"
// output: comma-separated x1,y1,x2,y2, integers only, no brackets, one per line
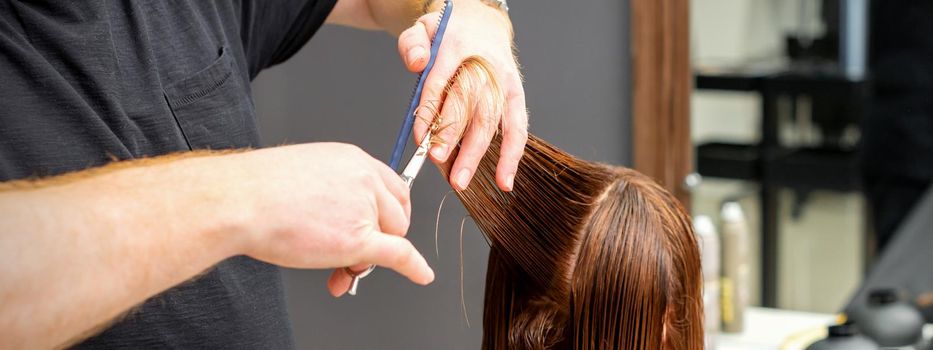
694,215,720,348
720,202,749,333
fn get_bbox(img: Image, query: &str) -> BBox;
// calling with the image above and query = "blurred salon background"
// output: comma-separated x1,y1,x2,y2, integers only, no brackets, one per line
252,0,933,349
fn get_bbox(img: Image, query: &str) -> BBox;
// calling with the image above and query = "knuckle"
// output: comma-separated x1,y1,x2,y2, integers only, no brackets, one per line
474,111,495,133
509,123,529,139
361,170,380,188
506,85,525,100
348,167,378,188
398,187,411,207
392,215,411,238
392,245,413,267
400,26,417,39
439,121,461,141
342,221,374,254
415,105,439,126
401,218,411,235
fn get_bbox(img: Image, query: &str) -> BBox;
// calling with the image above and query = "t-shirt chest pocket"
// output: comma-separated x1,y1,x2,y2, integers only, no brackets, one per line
162,47,259,150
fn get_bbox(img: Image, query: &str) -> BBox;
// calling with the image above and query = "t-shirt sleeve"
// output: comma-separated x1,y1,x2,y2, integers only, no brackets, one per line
239,0,338,78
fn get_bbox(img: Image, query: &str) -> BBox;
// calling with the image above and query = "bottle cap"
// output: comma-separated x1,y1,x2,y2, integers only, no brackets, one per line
694,215,717,236
721,202,745,222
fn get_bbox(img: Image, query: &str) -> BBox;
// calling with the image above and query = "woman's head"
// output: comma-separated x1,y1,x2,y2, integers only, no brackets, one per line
452,135,702,349
567,166,702,349
436,57,703,349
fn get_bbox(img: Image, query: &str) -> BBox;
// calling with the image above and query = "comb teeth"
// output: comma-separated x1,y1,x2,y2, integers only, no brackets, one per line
432,0,452,45
389,0,453,171
414,0,453,111
407,0,452,106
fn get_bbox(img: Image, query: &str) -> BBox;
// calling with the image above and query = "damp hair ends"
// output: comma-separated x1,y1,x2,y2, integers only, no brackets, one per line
434,57,704,349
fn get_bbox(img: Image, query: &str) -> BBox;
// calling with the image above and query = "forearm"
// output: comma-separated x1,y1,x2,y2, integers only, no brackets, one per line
366,0,424,36
327,0,423,34
329,0,506,37
369,0,508,36
0,154,244,348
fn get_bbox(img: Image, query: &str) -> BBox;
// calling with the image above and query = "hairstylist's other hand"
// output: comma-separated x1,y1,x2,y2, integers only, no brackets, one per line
399,0,528,192
226,143,434,297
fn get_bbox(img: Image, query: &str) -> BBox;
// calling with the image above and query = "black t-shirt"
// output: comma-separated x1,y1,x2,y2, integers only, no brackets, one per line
0,0,336,348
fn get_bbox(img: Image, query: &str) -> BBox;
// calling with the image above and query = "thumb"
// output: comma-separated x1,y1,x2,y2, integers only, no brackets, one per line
397,21,432,73
361,232,435,285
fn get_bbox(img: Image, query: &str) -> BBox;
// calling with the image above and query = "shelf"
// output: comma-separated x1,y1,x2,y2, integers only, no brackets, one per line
696,141,860,192
696,142,760,181
770,147,860,192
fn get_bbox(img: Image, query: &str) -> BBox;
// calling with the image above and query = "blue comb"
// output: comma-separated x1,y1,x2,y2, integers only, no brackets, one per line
345,1,454,297
388,0,454,172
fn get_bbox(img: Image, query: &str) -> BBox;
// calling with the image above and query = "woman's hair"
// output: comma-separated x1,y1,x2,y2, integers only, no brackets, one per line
435,57,703,349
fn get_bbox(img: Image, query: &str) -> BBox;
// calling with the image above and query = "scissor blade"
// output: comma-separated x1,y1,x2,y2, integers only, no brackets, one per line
400,131,432,188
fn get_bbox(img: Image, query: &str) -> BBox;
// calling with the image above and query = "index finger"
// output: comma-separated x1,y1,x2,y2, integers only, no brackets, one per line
411,12,457,159
413,59,459,160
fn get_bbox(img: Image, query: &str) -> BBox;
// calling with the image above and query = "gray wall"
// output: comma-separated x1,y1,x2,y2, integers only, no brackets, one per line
250,1,630,348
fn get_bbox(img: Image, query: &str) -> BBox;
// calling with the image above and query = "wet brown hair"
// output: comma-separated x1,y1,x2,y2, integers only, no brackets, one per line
435,57,703,349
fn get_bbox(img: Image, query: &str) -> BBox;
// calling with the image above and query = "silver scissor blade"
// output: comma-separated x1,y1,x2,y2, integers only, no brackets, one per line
400,131,432,188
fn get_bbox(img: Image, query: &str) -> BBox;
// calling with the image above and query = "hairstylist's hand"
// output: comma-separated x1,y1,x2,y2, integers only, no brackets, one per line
399,0,528,192
226,143,434,297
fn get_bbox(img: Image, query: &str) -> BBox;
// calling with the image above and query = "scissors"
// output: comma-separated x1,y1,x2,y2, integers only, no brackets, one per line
345,132,432,295
346,0,453,296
